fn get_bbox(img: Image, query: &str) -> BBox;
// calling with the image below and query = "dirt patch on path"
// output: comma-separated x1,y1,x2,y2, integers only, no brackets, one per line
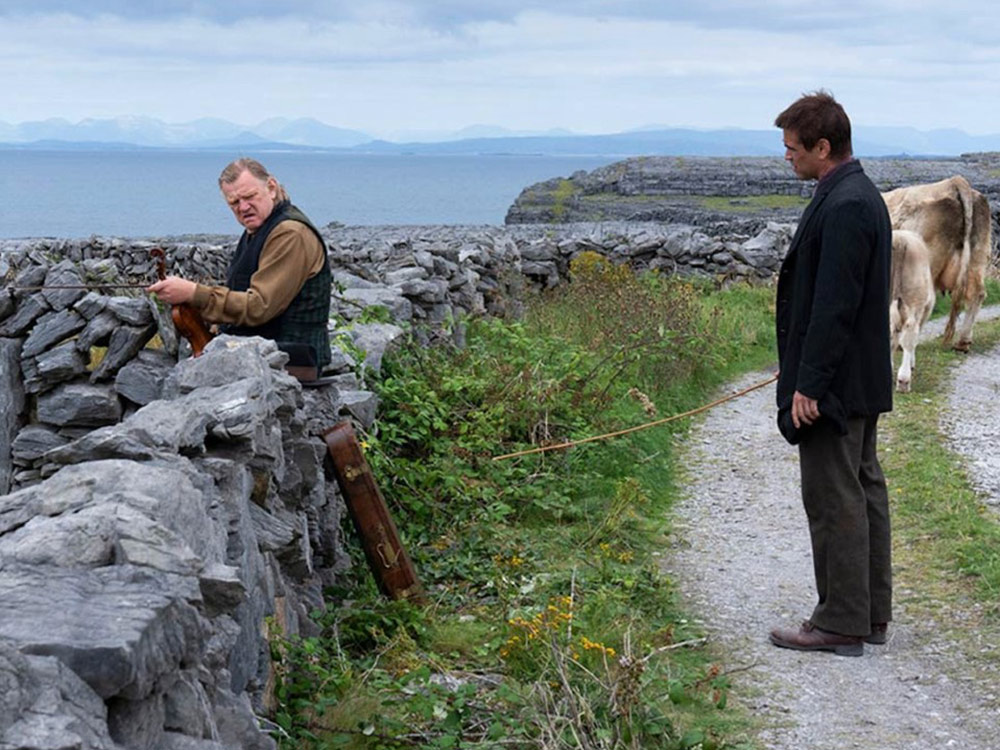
666,315,1000,749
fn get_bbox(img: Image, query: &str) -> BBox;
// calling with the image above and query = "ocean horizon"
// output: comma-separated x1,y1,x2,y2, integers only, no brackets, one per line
0,150,618,240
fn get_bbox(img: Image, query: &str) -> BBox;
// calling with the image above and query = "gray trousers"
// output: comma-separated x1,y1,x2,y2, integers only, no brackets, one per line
798,415,892,636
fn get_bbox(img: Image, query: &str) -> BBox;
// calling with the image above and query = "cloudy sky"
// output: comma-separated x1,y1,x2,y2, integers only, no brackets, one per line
3,1,1000,138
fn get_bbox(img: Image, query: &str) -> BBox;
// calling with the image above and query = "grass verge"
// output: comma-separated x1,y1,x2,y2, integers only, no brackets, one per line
269,262,776,749
880,313,1000,676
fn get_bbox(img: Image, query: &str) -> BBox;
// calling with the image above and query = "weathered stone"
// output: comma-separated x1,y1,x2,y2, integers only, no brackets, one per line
350,323,405,375
106,693,166,749
0,294,49,337
385,267,428,285
77,310,121,350
0,645,119,750
37,382,122,427
337,389,379,428
162,336,283,397
734,222,795,268
114,349,177,406
198,563,247,615
90,324,158,382
0,290,13,322
12,264,48,293
107,297,154,326
0,565,205,700
41,262,88,311
73,291,109,320
11,425,68,464
339,287,413,321
34,340,90,386
0,339,25,495
398,278,448,303
20,308,87,358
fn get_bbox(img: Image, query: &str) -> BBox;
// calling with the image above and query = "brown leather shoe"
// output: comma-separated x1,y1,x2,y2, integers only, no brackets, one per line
769,620,864,657
865,622,888,645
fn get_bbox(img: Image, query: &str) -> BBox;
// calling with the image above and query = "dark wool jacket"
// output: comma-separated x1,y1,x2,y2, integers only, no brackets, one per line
775,160,893,443
223,201,332,368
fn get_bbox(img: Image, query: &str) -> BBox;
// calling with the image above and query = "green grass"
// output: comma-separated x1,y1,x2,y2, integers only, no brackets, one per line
269,268,774,749
550,178,579,221
880,314,1000,683
695,194,808,214
883,319,1000,603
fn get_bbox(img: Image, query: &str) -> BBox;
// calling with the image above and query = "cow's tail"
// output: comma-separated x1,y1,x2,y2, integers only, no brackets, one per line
944,177,976,345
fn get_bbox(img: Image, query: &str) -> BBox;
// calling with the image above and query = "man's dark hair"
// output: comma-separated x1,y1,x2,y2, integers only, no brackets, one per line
774,90,852,159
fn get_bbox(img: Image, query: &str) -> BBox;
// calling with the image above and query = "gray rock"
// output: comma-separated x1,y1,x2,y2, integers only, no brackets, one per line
350,323,405,375
384,267,428,285
0,645,120,750
21,309,87,358
106,693,165,750
0,290,14,323
34,340,89,385
107,297,155,326
162,336,283,397
0,565,205,700
114,349,177,406
332,270,379,289
0,339,25,495
0,294,49,337
337,389,379,428
339,287,413,322
74,291,109,320
40,262,88,311
734,222,795,268
10,425,68,464
198,564,247,616
77,309,120,351
12,264,48,292
398,278,448,303
90,324,158,382
37,382,122,427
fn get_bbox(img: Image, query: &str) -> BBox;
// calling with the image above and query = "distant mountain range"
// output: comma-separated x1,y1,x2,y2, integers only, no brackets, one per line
1,116,999,157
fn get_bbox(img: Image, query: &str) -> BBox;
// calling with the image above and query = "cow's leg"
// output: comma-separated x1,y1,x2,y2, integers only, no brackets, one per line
896,318,920,392
954,281,986,352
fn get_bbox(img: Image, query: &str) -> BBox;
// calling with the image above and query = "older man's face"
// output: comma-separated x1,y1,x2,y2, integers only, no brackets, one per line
221,170,278,231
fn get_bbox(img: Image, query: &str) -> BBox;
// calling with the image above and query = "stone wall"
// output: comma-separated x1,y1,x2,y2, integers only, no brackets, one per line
0,221,792,749
0,319,382,748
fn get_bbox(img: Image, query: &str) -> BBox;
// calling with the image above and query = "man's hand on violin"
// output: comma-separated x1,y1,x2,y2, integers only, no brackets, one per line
148,277,197,305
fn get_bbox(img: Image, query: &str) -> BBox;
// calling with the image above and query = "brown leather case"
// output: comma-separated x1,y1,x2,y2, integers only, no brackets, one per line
322,421,424,602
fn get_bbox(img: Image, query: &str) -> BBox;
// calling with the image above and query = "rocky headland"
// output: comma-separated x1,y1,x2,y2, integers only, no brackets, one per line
505,152,1000,237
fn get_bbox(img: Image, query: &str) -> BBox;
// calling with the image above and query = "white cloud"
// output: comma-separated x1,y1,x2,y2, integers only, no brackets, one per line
3,4,1000,134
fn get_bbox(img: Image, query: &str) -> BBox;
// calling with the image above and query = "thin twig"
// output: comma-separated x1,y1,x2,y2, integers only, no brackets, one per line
493,373,777,461
640,637,708,663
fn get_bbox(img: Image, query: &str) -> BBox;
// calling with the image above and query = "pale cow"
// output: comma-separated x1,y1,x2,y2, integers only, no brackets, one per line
890,230,936,392
881,175,992,352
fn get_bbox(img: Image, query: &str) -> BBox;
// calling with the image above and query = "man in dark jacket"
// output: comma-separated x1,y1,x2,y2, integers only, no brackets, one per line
769,91,894,657
148,158,332,370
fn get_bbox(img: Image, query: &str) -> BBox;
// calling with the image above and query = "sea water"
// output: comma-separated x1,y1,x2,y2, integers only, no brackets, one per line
0,149,617,239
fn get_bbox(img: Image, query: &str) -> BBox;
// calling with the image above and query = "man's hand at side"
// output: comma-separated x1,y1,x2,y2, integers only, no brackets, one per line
791,390,820,429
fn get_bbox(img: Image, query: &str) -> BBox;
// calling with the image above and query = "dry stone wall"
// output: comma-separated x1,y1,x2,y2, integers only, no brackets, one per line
0,221,792,749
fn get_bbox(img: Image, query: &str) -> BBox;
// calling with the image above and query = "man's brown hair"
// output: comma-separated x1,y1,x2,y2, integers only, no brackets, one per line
218,157,289,202
774,90,853,160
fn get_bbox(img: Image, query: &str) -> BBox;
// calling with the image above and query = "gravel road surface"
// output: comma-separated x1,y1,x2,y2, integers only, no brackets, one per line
666,312,1000,749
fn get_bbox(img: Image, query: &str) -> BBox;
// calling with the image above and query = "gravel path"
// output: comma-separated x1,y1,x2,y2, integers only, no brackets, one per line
665,312,1000,750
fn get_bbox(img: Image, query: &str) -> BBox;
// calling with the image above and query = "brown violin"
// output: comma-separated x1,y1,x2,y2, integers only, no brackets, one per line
150,247,214,357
